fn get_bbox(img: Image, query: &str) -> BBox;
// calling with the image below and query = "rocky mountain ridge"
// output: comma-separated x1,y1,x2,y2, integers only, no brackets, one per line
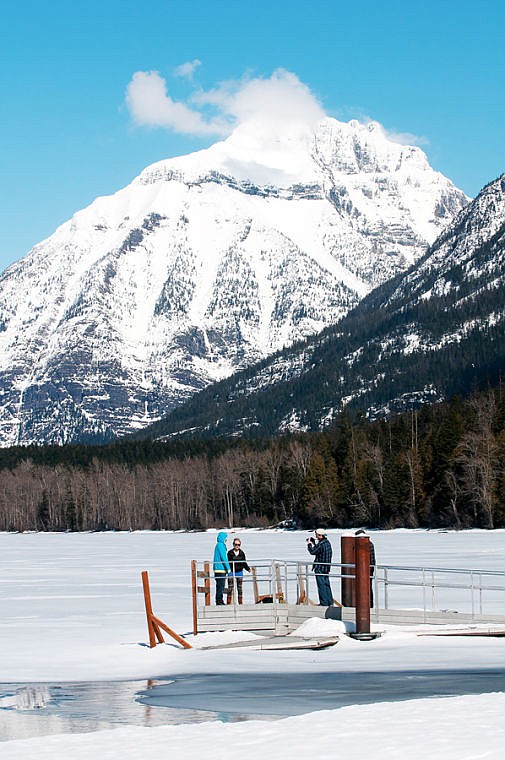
0,117,467,446
142,174,505,440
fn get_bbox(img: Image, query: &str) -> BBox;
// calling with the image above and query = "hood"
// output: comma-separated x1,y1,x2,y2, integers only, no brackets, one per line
217,531,228,543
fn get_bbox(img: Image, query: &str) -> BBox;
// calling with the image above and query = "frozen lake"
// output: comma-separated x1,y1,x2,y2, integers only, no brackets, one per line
2,666,505,742
1,529,505,745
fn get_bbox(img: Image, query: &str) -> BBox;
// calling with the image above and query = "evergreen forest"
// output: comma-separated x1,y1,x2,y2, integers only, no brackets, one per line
1,385,505,532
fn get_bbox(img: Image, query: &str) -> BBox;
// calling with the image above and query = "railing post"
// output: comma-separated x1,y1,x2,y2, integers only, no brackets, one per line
471,571,475,619
374,571,379,622
274,561,284,603
204,561,210,606
191,560,198,636
422,569,427,623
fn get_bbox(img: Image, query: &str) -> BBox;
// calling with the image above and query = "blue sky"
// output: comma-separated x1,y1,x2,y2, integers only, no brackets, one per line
1,0,504,274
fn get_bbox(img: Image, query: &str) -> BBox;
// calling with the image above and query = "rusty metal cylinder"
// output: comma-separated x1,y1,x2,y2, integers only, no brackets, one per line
355,537,371,634
341,536,356,607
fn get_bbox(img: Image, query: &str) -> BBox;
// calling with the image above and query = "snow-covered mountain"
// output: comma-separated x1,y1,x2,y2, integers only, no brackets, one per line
0,117,467,446
143,174,505,440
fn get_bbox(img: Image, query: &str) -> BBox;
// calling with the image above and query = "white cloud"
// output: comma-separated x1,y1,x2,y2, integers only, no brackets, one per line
125,71,229,136
125,67,427,150
125,68,325,138
335,105,429,148
193,69,325,128
361,117,429,147
384,129,429,147
173,59,201,80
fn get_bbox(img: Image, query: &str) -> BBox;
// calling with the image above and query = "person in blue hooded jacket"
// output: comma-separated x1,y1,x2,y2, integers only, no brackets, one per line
213,531,231,605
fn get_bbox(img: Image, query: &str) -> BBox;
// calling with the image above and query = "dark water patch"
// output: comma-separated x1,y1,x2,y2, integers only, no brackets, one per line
0,679,267,742
138,669,505,717
2,670,504,742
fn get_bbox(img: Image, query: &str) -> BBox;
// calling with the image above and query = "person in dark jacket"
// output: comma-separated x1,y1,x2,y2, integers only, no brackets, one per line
355,528,376,607
306,528,333,606
213,531,231,605
226,538,251,604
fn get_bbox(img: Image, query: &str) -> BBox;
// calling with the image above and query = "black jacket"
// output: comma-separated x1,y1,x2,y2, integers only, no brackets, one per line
307,537,332,574
370,541,376,576
227,548,250,574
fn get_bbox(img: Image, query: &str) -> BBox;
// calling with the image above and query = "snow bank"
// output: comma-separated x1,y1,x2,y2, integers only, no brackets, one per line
3,693,505,760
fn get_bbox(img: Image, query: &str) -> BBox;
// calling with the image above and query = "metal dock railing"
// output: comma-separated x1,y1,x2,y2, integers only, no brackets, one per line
191,559,505,634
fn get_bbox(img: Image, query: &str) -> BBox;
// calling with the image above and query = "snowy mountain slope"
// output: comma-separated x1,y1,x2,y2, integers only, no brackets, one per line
0,117,467,446
143,174,505,440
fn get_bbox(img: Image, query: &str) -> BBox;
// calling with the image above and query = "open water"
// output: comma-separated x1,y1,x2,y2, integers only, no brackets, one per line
2,668,505,741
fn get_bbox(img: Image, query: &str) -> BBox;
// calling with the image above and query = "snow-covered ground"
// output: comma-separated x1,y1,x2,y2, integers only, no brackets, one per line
1,529,505,758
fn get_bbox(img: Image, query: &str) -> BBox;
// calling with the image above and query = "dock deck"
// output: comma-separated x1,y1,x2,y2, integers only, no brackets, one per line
195,601,505,635
192,555,505,636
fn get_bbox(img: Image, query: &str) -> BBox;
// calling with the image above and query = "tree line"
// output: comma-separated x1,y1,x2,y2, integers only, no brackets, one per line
1,386,505,532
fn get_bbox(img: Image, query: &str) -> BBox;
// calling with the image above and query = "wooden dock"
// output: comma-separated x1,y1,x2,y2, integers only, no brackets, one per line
199,634,341,650
372,608,505,626
191,552,505,637
195,602,505,636
195,602,344,635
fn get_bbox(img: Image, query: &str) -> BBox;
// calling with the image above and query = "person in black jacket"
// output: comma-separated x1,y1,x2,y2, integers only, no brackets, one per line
306,528,333,606
226,538,251,604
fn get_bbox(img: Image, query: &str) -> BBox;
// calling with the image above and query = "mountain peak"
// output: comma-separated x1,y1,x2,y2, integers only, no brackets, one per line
0,117,469,446
138,116,441,192
146,174,505,441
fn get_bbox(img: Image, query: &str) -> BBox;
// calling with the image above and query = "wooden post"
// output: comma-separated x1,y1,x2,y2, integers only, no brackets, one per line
204,561,211,606
341,536,356,607
142,570,158,648
194,561,214,634
142,570,192,649
297,563,317,605
252,566,259,603
355,537,371,635
274,562,285,603
297,563,306,604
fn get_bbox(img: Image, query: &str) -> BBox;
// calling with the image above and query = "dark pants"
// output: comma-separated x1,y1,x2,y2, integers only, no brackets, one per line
315,573,333,606
215,573,227,605
227,575,244,603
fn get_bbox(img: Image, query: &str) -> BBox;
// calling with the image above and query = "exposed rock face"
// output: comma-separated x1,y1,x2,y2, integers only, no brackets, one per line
144,175,505,441
0,117,467,445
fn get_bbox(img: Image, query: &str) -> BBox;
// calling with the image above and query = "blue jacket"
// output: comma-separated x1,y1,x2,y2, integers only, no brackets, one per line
307,537,332,574
213,532,231,573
